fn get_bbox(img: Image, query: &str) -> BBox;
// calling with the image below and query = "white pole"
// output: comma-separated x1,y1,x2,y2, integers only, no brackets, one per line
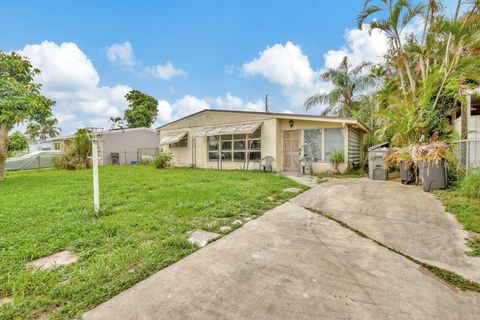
92,137,100,213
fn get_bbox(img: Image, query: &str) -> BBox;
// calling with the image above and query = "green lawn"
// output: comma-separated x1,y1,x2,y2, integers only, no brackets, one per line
436,185,480,256
0,166,303,319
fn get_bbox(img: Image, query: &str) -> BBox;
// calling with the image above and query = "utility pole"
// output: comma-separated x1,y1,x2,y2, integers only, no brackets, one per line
265,94,269,113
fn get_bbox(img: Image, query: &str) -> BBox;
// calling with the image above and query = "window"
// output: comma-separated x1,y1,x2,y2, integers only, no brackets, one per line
208,128,261,162
169,135,188,148
304,129,322,161
324,128,344,162
302,128,344,162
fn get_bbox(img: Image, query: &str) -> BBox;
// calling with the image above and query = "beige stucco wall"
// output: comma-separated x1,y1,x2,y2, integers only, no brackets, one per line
160,112,363,173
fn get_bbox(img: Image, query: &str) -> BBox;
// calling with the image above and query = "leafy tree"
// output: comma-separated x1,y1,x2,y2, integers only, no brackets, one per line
26,117,61,141
357,0,480,147
0,51,54,181
55,129,92,170
123,90,158,128
304,56,374,117
8,131,28,154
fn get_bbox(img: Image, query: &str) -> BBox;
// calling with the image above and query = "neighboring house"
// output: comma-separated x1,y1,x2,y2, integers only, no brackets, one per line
98,127,159,165
452,87,480,169
31,128,159,165
157,109,369,173
27,139,58,152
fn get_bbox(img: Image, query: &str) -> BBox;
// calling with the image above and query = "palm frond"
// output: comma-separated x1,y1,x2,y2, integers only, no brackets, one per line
304,94,330,110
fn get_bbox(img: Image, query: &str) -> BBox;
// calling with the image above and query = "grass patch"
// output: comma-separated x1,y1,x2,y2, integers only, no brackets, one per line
435,174,480,256
314,169,366,183
0,166,302,319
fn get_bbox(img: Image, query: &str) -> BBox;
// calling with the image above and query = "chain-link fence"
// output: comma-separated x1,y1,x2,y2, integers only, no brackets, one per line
137,148,159,164
448,139,480,175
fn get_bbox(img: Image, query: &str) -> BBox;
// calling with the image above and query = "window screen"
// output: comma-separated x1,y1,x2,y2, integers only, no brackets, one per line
324,128,344,162
304,129,322,161
207,128,261,162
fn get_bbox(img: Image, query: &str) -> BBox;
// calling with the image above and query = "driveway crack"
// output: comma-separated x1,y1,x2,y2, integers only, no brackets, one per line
301,205,480,294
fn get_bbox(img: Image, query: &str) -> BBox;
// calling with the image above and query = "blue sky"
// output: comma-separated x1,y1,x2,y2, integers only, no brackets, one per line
1,0,459,133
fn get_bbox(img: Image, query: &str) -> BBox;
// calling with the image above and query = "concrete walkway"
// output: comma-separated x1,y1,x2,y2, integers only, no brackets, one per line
279,172,318,187
84,200,480,319
293,178,480,282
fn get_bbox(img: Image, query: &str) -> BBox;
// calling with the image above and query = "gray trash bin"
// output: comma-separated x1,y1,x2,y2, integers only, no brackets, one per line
368,143,389,181
111,153,120,165
419,159,447,192
399,159,415,184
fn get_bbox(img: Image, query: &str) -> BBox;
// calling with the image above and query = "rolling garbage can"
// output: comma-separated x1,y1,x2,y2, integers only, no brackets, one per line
368,143,389,181
111,153,120,165
399,159,415,184
419,159,447,192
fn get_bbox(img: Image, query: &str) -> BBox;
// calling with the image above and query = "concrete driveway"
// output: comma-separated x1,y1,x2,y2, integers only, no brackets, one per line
293,178,480,283
84,182,480,320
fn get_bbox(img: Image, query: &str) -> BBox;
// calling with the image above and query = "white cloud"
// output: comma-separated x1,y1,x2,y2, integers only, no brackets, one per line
242,42,327,106
173,95,210,118
157,100,174,123
323,25,389,69
106,41,136,68
106,41,186,80
19,41,131,133
156,95,210,123
241,27,389,110
146,61,186,80
214,92,264,112
243,41,316,87
155,92,267,125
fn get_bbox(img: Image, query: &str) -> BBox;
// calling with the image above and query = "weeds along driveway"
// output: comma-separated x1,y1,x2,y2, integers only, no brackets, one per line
84,201,480,320
292,177,480,283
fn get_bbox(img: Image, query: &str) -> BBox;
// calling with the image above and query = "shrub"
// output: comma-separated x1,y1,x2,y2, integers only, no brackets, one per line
153,152,173,169
330,149,344,173
55,129,92,170
458,172,480,201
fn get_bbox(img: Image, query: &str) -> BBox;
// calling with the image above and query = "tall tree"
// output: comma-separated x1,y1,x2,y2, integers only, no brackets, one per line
364,0,480,147
304,56,373,117
26,117,61,141
123,90,158,128
0,51,54,181
357,0,425,97
8,131,28,154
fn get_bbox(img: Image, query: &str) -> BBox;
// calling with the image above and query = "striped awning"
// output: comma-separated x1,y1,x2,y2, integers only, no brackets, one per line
160,131,188,145
193,122,262,137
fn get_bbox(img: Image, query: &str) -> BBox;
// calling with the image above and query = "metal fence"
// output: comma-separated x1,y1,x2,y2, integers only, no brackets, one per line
448,139,480,175
137,148,159,164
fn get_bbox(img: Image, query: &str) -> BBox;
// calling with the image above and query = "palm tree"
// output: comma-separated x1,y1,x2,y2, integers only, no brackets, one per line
304,56,373,117
26,117,61,141
357,0,425,97
109,116,125,130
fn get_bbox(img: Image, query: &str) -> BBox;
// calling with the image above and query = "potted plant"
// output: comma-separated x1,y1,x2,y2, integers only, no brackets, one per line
330,150,345,174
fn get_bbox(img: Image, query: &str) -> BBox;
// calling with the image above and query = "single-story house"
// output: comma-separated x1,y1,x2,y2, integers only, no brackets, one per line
28,139,62,153
157,109,369,173
30,127,159,165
